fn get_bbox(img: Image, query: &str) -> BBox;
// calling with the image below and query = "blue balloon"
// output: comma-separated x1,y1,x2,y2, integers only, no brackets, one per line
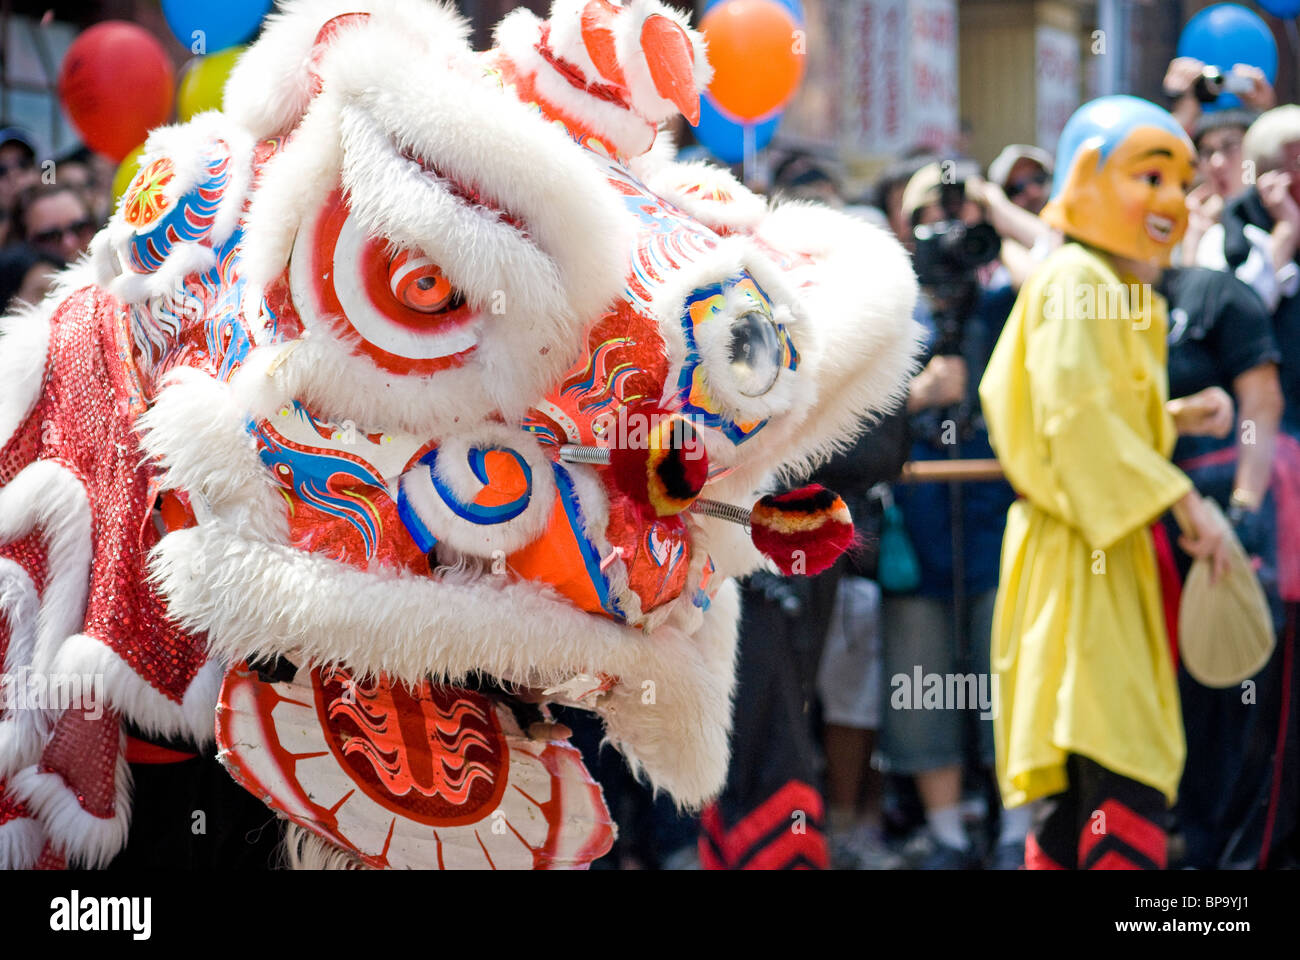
694,93,780,165
162,0,272,54
1258,0,1300,19
1177,3,1278,111
703,0,805,25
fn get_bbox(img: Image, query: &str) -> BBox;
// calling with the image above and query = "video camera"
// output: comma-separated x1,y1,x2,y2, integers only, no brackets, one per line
912,165,1002,286
910,168,1001,357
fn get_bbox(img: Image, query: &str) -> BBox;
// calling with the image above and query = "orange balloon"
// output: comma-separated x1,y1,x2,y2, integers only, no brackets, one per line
701,0,805,123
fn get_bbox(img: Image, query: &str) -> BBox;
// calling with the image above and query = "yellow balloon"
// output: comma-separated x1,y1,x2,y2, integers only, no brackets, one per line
112,145,147,207
177,46,246,123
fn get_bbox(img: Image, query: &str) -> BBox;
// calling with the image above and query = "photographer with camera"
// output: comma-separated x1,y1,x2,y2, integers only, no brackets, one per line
876,162,1024,869
1164,55,1275,139
987,145,1053,217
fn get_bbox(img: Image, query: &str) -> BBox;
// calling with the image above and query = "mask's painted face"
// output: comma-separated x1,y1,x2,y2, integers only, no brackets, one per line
513,154,807,627
1042,97,1195,268
1044,126,1194,266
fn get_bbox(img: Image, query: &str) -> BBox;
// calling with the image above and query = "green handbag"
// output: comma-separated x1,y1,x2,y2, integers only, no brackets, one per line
876,489,921,594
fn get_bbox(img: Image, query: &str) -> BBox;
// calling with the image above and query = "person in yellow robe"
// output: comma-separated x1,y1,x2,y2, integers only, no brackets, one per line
978,96,1231,869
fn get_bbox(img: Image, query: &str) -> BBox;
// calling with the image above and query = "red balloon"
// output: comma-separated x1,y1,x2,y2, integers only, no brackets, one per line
58,22,175,162
701,0,805,123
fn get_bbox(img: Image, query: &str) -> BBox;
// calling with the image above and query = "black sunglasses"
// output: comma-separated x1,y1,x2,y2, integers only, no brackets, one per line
1006,169,1050,198
0,156,35,178
31,218,96,247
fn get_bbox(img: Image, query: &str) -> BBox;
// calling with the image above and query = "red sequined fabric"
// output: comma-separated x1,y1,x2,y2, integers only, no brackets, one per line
0,413,39,487
0,785,30,827
33,842,67,870
39,707,122,819
11,287,208,700
1,531,49,596
0,288,212,865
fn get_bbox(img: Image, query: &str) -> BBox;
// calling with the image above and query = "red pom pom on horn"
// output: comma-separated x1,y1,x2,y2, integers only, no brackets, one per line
608,410,710,518
749,484,854,576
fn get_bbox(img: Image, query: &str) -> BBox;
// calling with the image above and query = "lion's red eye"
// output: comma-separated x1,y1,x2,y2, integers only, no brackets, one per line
389,250,455,312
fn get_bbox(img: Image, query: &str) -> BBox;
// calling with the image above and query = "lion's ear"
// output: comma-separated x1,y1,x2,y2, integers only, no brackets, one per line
222,0,468,139
305,13,371,98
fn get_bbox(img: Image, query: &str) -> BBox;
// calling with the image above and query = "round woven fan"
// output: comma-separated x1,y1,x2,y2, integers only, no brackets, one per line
1178,500,1274,689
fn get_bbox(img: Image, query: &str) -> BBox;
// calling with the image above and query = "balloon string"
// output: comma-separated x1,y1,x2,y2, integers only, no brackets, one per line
743,122,756,187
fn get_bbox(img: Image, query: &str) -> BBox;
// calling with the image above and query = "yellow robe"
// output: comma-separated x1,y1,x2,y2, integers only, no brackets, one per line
977,243,1191,807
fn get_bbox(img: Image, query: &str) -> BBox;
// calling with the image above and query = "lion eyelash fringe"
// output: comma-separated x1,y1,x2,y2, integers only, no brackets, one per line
282,824,370,870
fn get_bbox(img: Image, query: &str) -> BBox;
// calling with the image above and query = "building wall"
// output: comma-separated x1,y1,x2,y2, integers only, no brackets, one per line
17,0,1297,177
959,0,1091,167
774,0,964,192
2,0,202,160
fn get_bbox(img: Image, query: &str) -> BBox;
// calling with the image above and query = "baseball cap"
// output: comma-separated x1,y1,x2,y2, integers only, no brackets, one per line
900,159,981,224
987,144,1054,191
0,126,37,160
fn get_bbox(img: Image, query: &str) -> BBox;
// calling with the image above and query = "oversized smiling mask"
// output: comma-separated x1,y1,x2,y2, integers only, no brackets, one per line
1040,95,1196,268
0,0,921,870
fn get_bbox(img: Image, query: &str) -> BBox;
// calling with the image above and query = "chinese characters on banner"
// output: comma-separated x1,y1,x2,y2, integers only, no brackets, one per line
843,0,957,157
907,0,959,152
845,0,906,156
1035,25,1081,154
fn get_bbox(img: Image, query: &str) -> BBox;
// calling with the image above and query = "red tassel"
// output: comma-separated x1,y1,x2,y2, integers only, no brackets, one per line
749,485,853,576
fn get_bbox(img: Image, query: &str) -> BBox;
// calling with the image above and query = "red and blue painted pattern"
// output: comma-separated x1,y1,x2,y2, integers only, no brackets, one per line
692,556,716,612
561,336,643,415
599,160,719,316
202,230,254,381
128,144,232,275
248,415,389,560
552,463,625,622
644,520,687,604
415,446,534,526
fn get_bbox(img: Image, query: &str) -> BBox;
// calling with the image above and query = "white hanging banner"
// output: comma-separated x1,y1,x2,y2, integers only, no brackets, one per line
1035,25,1081,154
907,0,960,153
844,0,956,157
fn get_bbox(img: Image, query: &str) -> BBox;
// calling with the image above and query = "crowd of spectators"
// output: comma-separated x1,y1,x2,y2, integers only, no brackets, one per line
661,52,1300,871
0,128,109,316
3,45,1297,871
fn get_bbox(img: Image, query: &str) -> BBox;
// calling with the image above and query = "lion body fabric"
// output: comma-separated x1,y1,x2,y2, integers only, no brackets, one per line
0,0,920,869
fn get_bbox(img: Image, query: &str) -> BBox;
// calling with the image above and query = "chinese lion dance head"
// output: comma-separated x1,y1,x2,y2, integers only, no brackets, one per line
0,0,920,869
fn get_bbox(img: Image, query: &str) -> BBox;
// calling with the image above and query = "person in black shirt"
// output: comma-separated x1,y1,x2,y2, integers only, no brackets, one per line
1198,106,1300,870
700,407,912,870
1160,265,1295,868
